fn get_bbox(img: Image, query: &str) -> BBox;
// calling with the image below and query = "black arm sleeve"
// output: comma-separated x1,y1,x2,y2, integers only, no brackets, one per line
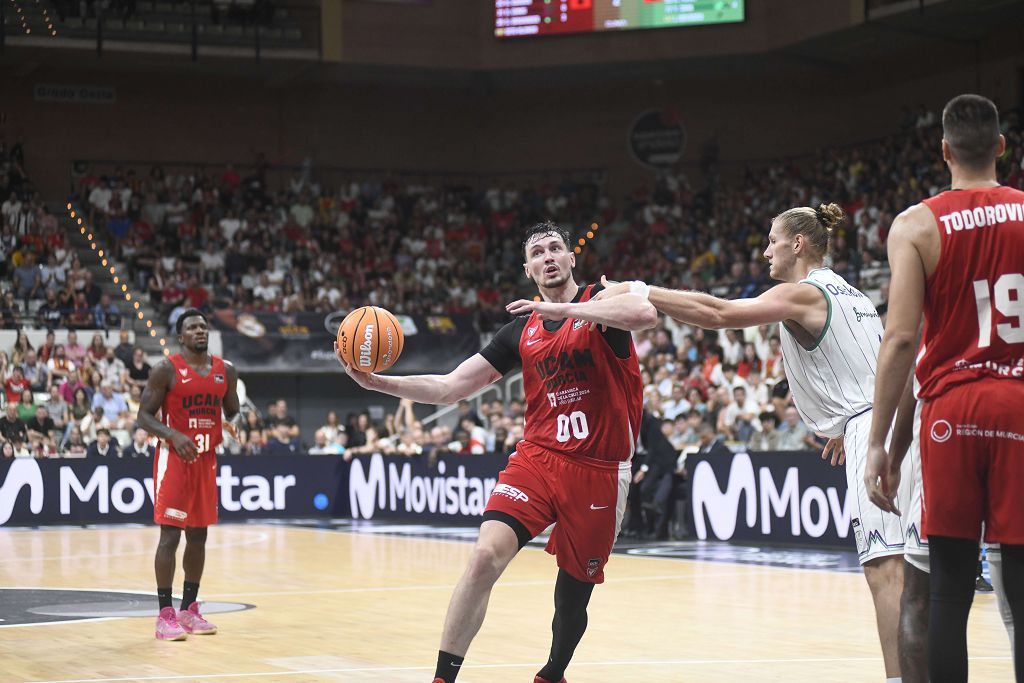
478,317,527,376
589,282,633,360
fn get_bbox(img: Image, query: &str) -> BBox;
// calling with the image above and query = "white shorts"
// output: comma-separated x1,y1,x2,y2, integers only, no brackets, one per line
904,402,929,572
844,409,913,565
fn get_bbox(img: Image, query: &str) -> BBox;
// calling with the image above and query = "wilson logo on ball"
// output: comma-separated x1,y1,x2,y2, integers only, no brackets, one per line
337,307,405,373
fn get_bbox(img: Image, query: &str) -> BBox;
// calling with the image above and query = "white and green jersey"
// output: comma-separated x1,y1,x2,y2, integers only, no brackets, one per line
778,268,883,438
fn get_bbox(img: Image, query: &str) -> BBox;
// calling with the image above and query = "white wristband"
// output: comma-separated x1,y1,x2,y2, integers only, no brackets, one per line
628,280,650,299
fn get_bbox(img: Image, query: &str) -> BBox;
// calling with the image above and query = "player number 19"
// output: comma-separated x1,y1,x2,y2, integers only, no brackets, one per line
193,433,211,454
973,273,1024,348
555,411,590,443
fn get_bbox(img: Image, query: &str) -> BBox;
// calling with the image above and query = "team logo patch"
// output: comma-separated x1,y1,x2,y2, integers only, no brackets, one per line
492,484,529,503
930,419,953,443
586,558,601,577
214,374,225,383
179,368,188,377
852,518,867,556
165,508,187,520
572,319,587,330
528,325,538,337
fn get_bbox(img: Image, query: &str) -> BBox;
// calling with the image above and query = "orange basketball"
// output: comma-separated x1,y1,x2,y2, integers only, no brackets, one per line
336,306,405,373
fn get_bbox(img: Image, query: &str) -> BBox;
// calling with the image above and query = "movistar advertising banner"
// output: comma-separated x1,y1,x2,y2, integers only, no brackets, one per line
0,456,348,526
688,451,852,547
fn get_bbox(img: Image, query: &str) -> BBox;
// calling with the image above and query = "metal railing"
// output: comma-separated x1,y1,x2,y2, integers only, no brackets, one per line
419,372,524,431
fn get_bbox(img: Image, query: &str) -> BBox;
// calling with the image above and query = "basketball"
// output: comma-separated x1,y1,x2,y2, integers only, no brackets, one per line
336,306,405,373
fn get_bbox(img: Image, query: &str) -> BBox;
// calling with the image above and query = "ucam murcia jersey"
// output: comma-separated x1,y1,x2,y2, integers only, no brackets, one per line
918,186,1024,399
518,285,644,463
159,353,228,461
779,268,883,438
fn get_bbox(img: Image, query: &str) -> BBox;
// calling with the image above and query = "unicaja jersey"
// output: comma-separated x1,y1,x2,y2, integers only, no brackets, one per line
160,353,228,460
519,285,643,462
779,268,882,437
917,186,1024,398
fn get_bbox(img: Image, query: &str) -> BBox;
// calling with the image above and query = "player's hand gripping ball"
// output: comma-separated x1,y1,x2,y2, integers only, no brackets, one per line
336,306,405,373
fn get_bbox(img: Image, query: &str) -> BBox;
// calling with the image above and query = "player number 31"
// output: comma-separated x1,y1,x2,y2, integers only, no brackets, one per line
972,273,1024,348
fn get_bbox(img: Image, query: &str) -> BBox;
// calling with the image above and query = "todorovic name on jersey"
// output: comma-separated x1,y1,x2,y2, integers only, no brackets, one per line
534,348,596,390
181,393,223,421
937,202,1024,235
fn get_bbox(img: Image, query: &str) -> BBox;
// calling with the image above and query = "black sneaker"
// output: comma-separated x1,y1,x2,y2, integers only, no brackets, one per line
976,574,994,592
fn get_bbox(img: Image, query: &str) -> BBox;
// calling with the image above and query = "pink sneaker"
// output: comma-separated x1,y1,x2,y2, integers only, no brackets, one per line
177,602,217,635
155,606,187,641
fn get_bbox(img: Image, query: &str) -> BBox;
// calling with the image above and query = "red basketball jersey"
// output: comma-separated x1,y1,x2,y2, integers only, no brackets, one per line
917,186,1024,399
161,353,228,459
518,285,643,462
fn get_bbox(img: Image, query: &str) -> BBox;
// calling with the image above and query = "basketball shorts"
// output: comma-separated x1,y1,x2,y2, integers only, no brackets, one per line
844,409,912,565
919,380,1024,544
153,445,219,528
484,442,630,584
903,402,929,573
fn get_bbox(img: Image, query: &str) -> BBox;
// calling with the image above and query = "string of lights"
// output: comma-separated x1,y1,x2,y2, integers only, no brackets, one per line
66,202,171,357
532,221,600,302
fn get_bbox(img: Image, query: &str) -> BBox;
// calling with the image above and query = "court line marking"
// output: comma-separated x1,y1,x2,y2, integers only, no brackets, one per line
28,655,1014,682
0,531,270,563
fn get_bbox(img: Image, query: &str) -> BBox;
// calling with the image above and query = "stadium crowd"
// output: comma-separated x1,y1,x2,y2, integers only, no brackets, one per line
4,108,1024,462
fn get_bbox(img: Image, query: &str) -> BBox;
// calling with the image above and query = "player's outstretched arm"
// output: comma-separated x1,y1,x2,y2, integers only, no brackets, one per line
137,359,199,462
505,293,657,331
336,346,502,406
642,282,822,331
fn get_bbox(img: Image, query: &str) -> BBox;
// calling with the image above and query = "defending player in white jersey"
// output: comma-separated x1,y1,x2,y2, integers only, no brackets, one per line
597,202,910,681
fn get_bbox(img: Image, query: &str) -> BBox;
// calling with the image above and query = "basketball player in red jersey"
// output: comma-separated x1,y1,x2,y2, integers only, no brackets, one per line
865,94,1023,682
138,309,240,641
338,221,656,683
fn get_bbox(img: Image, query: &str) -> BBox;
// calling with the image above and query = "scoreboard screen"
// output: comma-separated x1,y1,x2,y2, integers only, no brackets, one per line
495,0,744,39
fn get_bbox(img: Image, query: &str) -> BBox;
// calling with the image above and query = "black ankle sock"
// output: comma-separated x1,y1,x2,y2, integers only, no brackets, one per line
157,586,173,610
181,581,200,611
434,650,464,683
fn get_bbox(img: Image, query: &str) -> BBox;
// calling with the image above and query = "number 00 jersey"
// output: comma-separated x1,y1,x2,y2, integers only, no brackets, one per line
480,284,644,463
160,353,228,460
918,186,1024,399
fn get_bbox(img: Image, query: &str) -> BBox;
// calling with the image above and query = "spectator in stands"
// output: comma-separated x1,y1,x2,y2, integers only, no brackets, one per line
86,333,108,364
26,405,57,451
0,403,27,449
92,382,129,425
93,294,122,329
39,252,66,295
265,399,299,439
62,427,88,457
748,411,782,451
1,441,14,458
239,410,267,455
37,289,66,329
79,405,107,443
98,347,127,390
113,330,134,366
86,428,120,458
393,428,423,457
38,330,56,363
720,386,760,443
11,329,32,365
12,252,41,302
64,331,86,366
46,385,69,434
126,347,151,391
122,428,155,458
15,389,36,422
4,366,29,405
47,344,76,386
264,422,300,455
319,409,345,445
20,349,48,392
308,428,344,456
67,291,92,328
0,291,19,328
776,406,813,451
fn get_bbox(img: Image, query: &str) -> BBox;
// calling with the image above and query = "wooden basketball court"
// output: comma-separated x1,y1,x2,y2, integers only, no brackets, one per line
1,523,1013,682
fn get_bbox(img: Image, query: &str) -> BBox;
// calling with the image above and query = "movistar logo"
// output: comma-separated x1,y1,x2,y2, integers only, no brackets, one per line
0,460,44,524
